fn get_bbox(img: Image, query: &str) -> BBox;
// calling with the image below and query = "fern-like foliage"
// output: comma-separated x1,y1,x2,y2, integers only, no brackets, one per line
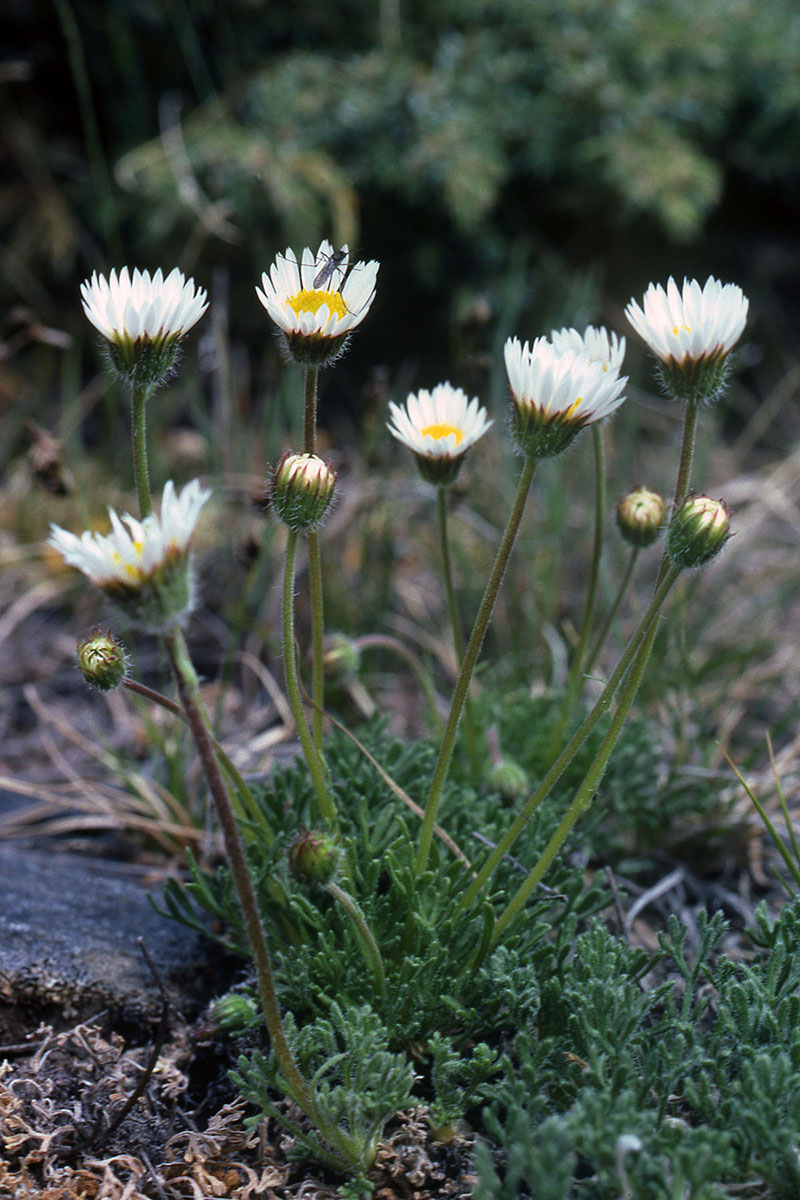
232,1002,415,1179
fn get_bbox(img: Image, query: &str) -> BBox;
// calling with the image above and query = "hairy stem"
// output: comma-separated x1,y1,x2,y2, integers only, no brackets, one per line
283,529,337,827
325,880,386,998
458,565,680,912
163,631,313,1113
416,456,537,875
437,485,479,780
303,367,325,754
566,424,606,703
131,384,153,518
492,573,669,943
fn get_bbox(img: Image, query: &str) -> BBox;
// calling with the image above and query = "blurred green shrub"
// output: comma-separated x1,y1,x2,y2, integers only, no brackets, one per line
5,0,800,325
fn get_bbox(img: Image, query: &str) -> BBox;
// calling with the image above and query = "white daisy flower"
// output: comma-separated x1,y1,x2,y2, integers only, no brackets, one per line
626,276,748,402
387,383,492,484
49,479,211,631
256,240,379,365
504,336,627,459
550,325,626,375
81,267,208,387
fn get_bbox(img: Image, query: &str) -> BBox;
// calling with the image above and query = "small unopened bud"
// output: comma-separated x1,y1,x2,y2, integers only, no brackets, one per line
323,633,361,683
616,485,666,548
271,452,337,531
667,494,731,568
487,759,529,802
288,828,340,884
77,628,128,691
209,992,260,1035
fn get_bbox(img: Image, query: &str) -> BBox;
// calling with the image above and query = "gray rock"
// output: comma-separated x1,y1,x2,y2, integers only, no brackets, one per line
0,843,228,1044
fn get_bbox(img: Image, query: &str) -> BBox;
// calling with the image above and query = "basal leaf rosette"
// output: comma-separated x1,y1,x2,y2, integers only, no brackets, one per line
626,276,748,403
81,268,208,388
387,382,492,485
256,241,379,366
49,479,211,631
505,336,627,459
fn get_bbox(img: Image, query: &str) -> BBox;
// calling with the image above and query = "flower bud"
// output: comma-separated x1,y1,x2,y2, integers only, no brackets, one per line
323,633,361,683
616,486,666,548
667,494,731,568
271,452,337,531
77,628,128,691
208,992,260,1035
487,759,529,802
288,828,341,884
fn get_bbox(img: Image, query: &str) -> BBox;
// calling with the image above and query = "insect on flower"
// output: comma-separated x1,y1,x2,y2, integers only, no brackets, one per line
313,247,349,290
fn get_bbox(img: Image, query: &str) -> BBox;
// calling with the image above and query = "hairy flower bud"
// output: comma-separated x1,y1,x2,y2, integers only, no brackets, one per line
76,628,128,691
323,633,361,683
616,486,666,548
271,452,337,531
288,828,341,884
487,759,529,802
667,494,731,568
208,992,260,1036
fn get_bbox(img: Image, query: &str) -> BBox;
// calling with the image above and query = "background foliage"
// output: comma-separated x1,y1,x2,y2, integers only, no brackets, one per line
3,0,800,470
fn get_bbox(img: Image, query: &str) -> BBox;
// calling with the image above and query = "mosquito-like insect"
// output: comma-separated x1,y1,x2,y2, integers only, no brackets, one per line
313,247,348,290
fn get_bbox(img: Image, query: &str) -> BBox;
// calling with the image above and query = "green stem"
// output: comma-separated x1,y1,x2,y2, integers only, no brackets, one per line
492,571,677,944
672,398,700,513
308,531,325,753
122,675,275,846
491,394,703,938
303,367,325,755
555,425,606,736
325,881,386,998
163,632,313,1115
457,565,680,912
437,486,479,781
585,546,639,674
131,384,153,518
303,364,318,455
416,456,537,875
283,529,337,827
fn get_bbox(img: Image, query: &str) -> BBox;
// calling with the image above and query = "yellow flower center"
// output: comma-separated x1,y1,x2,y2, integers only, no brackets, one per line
287,289,348,321
421,423,464,446
672,323,692,335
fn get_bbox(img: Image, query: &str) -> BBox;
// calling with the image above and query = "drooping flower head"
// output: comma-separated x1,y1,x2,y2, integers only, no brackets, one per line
256,241,379,366
625,276,748,403
505,336,627,459
81,268,208,387
49,479,211,631
387,383,493,485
